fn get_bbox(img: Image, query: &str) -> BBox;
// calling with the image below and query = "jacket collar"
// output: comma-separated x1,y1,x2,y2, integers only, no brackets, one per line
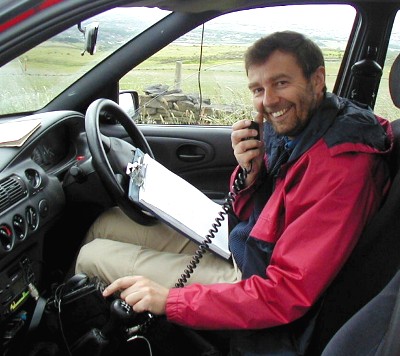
264,92,390,165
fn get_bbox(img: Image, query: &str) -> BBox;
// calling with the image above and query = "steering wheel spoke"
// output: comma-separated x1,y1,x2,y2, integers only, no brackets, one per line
85,98,156,225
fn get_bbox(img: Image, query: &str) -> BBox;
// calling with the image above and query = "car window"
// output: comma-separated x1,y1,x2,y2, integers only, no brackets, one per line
120,4,356,125
374,11,400,121
0,7,170,116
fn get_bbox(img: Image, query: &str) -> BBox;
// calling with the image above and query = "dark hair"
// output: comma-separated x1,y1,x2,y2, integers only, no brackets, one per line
245,31,325,80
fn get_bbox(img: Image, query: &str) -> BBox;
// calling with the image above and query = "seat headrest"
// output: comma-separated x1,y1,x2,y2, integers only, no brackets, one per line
389,54,400,108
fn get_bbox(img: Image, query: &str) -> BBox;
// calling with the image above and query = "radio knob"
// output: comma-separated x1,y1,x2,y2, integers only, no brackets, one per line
0,224,14,251
12,215,26,240
25,207,38,230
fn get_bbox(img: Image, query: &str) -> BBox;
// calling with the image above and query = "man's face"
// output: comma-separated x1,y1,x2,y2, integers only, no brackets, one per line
247,50,325,139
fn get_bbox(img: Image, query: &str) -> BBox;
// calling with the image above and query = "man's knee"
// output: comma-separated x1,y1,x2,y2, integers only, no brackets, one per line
75,241,100,276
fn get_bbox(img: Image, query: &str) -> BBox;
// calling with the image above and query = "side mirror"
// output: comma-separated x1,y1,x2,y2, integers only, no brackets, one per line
78,22,99,56
119,91,140,121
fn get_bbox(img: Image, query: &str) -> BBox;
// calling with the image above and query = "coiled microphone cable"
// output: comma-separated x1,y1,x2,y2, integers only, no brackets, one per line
175,165,249,288
136,164,250,336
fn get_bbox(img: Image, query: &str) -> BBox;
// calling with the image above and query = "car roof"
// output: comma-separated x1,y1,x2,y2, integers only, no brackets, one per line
1,0,398,64
1,0,399,31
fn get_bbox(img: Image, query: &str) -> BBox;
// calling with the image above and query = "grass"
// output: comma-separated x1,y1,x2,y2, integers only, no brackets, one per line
119,44,347,124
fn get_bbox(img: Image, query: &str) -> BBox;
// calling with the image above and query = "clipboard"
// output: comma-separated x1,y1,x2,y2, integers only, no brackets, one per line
127,149,231,259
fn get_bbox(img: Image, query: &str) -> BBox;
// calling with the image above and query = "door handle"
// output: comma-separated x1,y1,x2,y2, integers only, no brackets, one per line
177,144,207,162
178,153,205,162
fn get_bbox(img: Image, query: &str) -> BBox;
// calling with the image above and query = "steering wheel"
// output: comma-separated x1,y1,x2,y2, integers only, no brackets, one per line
85,98,156,225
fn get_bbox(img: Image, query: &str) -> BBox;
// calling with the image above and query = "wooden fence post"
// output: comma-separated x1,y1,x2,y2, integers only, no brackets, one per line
174,61,182,90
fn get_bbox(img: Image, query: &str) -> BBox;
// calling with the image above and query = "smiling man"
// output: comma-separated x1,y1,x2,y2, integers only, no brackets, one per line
248,49,323,138
77,31,393,354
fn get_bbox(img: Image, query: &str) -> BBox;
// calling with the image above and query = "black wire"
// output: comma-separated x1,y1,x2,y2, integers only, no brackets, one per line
175,167,248,288
139,24,215,331
138,167,249,336
197,24,205,119
54,284,73,356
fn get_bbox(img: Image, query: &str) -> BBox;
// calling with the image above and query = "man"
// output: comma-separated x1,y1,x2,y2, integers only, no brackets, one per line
76,31,392,353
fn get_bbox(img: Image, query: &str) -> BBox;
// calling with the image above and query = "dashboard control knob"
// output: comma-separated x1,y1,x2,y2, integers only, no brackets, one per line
25,206,38,230
38,199,49,218
0,224,14,251
69,165,87,183
12,215,26,240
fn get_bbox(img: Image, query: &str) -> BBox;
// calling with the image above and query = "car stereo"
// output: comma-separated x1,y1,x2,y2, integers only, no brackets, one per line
0,257,36,323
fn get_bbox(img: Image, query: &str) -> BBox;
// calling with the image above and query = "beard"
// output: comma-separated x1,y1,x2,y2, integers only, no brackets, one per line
265,86,320,138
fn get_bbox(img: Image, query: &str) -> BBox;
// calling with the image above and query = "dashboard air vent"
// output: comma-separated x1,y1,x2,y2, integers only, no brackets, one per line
0,176,28,214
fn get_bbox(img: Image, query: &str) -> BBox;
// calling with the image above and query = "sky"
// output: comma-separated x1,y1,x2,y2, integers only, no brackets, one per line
117,5,357,46
95,4,400,50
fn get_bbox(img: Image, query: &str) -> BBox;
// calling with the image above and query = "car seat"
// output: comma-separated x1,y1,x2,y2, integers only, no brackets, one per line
321,267,400,355
306,55,400,355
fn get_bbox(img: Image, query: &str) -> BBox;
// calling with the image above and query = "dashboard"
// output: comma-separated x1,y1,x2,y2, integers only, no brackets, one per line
0,111,89,325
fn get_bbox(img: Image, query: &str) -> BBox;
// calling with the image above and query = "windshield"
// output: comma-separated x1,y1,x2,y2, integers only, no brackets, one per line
0,7,170,116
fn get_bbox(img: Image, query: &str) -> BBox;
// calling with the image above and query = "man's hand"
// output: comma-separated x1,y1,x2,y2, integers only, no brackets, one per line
103,276,169,315
231,112,264,186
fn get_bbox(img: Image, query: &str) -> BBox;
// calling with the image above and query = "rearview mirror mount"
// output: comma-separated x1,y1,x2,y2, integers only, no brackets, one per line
77,22,99,56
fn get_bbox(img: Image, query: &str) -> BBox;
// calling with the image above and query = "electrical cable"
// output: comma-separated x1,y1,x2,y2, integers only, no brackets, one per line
197,24,205,119
126,22,251,344
54,284,73,356
132,166,250,339
127,335,153,356
175,167,249,288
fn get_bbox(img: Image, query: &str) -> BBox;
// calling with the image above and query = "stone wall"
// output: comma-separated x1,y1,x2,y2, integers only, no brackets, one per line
139,84,235,124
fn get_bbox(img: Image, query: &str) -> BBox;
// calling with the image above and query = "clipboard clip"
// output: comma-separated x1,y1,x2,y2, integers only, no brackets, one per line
126,156,146,187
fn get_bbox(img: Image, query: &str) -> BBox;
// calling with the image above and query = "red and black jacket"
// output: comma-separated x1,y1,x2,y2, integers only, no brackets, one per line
166,94,392,336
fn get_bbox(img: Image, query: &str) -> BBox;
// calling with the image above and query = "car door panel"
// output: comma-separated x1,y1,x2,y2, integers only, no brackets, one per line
100,123,237,202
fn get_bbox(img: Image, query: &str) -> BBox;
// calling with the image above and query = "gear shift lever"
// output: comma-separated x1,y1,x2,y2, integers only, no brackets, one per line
101,299,136,338
71,299,137,355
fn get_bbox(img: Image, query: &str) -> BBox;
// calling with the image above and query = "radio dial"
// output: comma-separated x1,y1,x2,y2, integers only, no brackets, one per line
25,207,38,231
0,224,14,251
12,215,26,240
